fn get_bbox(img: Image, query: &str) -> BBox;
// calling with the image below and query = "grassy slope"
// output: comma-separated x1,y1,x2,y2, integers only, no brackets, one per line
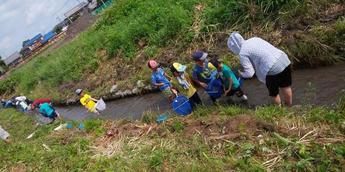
0,0,344,101
0,100,344,171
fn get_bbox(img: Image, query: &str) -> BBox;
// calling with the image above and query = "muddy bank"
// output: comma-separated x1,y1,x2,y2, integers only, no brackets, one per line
57,64,345,121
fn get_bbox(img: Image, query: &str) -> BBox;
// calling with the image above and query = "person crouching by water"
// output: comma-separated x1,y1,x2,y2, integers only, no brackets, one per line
38,103,62,123
147,60,176,101
227,32,292,106
75,89,100,115
209,58,248,101
170,62,202,109
191,51,224,103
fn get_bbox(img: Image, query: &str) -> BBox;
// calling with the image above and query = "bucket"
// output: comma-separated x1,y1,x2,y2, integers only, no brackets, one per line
95,98,106,111
171,95,192,116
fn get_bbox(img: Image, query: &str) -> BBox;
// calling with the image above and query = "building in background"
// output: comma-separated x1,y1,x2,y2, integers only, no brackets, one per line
64,2,88,23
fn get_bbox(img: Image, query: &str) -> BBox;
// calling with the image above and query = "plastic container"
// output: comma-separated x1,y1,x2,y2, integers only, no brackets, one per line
171,95,192,116
156,114,168,124
78,123,85,130
66,123,73,129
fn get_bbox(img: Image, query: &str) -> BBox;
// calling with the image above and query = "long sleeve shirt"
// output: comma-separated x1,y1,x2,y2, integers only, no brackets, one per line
239,37,289,83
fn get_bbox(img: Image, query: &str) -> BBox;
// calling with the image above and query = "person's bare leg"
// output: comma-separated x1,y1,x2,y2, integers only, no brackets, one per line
272,95,282,106
281,86,292,107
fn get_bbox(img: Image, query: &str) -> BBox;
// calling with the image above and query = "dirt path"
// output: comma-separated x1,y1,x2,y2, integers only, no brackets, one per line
57,64,345,121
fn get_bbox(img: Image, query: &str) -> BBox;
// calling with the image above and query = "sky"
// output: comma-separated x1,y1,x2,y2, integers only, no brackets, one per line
0,0,86,59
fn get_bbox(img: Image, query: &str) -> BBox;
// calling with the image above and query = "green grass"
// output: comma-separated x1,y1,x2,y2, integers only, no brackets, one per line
1,103,344,171
0,0,344,101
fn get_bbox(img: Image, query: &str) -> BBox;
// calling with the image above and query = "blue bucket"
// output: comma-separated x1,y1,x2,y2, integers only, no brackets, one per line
171,95,192,116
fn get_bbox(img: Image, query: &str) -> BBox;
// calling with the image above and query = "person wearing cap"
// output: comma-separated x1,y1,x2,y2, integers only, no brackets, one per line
191,51,225,103
191,51,217,89
210,58,248,101
75,89,100,114
227,32,292,106
147,60,175,101
38,102,61,123
170,62,202,109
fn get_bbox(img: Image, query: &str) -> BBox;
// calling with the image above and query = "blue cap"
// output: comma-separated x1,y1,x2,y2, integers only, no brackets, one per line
192,51,208,61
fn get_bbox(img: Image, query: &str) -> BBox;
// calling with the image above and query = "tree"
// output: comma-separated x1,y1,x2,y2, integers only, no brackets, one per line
0,59,8,71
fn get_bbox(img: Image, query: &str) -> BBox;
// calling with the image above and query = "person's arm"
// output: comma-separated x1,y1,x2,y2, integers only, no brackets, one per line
90,97,98,102
224,77,233,95
151,74,164,88
164,72,172,81
55,110,62,120
239,56,255,78
192,71,207,89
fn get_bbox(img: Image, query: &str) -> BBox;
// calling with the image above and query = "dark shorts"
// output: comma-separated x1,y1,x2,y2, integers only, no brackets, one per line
266,65,292,97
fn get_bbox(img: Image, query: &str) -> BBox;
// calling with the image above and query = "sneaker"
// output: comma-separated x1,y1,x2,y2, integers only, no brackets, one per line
240,95,248,101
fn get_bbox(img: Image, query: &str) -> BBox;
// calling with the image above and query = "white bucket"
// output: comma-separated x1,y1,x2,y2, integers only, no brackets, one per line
95,98,106,111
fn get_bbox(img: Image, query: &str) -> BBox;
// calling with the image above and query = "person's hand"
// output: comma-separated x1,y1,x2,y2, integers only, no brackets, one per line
171,88,178,96
200,82,208,89
224,90,230,96
238,70,243,77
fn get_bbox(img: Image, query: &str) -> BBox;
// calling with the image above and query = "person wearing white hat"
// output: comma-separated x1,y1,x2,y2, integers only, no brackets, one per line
75,89,100,114
170,62,202,109
227,32,292,106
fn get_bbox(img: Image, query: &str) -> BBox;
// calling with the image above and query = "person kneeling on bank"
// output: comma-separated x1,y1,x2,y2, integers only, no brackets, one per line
38,103,61,123
210,58,248,101
170,62,202,109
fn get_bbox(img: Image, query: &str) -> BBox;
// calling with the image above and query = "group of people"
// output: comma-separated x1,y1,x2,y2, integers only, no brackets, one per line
0,32,293,143
1,96,61,123
149,32,293,109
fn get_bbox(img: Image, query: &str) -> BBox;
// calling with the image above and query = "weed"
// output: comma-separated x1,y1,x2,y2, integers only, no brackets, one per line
170,119,185,133
141,111,158,124
149,149,166,171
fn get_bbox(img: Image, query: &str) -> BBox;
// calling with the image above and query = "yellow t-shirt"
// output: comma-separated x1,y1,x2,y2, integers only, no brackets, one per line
171,74,196,98
80,94,96,112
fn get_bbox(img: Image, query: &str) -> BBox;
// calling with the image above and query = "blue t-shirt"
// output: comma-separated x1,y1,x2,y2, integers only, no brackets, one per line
192,60,217,84
151,68,171,91
39,103,55,118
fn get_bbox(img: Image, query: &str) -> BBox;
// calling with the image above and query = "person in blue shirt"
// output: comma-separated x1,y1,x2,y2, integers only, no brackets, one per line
210,58,248,101
191,51,223,103
191,51,217,88
148,60,175,101
38,103,61,122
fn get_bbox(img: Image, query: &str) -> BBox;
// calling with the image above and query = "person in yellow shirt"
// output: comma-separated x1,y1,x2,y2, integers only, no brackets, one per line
75,89,100,115
170,63,202,109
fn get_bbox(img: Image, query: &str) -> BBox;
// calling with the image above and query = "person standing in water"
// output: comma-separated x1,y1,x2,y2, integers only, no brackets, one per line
75,89,100,114
227,32,292,106
148,60,175,101
170,62,202,109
